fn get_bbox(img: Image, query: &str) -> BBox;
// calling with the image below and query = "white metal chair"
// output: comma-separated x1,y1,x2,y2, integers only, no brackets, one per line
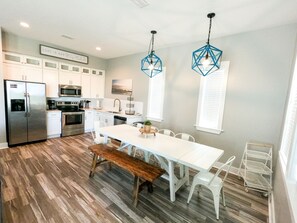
187,156,236,220
175,133,195,142
91,121,110,144
158,129,175,137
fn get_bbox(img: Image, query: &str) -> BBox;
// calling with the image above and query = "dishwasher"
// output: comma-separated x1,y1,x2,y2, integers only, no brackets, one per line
114,115,127,125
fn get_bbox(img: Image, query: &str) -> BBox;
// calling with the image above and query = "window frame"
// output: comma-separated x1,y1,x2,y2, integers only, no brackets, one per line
146,67,166,122
195,61,230,134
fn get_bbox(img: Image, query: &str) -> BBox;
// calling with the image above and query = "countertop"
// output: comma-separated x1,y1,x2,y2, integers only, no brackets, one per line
82,108,142,118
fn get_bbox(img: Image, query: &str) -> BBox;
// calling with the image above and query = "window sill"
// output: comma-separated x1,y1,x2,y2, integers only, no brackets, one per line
195,126,224,135
147,117,163,122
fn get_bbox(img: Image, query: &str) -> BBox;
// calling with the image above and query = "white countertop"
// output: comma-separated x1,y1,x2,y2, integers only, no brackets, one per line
83,108,142,118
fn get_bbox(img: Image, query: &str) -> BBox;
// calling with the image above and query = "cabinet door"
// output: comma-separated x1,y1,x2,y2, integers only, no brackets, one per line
43,69,59,97
85,110,94,132
3,63,24,81
90,71,105,98
47,112,61,138
3,52,22,64
81,74,91,98
23,66,43,83
59,71,81,85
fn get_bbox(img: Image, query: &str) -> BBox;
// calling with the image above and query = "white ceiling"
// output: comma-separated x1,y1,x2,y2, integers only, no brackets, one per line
0,0,297,59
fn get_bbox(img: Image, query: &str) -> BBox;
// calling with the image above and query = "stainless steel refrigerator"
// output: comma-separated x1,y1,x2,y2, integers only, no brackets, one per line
4,80,47,146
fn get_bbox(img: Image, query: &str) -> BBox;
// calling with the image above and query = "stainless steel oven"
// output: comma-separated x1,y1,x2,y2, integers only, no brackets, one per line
57,101,85,137
62,111,85,136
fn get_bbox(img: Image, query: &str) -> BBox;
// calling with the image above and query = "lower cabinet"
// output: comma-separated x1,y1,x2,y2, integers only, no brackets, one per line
85,110,94,132
46,111,61,138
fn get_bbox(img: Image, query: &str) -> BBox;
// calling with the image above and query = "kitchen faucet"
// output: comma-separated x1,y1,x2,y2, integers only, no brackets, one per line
113,98,122,112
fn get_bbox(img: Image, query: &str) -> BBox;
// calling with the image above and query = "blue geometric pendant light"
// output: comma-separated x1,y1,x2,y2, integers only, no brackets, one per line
141,30,162,78
192,13,223,76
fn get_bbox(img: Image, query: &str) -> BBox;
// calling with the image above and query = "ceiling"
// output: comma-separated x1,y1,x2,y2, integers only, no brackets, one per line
0,0,297,59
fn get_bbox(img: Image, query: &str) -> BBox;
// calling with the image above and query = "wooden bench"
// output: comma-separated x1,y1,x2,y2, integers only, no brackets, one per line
88,144,165,206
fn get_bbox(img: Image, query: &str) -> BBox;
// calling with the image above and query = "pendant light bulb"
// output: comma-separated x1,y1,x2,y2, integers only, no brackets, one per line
148,63,154,70
202,53,210,68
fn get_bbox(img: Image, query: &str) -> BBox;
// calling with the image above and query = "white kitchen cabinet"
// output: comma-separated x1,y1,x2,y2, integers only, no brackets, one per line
42,60,59,97
126,116,143,125
94,111,113,127
84,110,94,132
59,63,81,85
46,111,61,138
3,52,43,82
90,69,105,98
81,73,91,98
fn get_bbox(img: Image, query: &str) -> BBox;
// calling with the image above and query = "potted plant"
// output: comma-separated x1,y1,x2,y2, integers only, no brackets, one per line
143,120,152,132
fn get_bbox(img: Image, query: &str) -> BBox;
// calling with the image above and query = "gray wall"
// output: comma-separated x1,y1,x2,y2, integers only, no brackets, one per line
0,28,6,147
107,24,297,167
2,32,107,69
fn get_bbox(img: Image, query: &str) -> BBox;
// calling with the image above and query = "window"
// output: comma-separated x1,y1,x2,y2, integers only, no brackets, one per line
147,68,166,122
279,54,297,223
195,61,230,134
280,55,297,181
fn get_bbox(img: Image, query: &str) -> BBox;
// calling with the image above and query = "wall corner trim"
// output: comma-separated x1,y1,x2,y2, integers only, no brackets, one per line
0,142,8,149
269,193,276,223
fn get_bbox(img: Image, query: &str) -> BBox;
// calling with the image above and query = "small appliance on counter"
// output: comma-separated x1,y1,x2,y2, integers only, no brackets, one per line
47,100,56,110
79,100,91,109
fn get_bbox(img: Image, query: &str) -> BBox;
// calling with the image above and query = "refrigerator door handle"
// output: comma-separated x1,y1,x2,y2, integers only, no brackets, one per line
27,93,31,117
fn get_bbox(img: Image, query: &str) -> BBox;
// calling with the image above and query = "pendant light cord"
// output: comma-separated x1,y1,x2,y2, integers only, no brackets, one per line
147,33,155,55
207,16,212,45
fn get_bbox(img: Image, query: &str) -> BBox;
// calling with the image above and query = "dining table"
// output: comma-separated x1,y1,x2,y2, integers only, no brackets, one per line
99,124,224,202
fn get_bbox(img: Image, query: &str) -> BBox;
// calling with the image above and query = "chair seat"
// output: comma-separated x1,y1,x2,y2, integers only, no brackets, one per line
193,171,222,188
94,137,106,144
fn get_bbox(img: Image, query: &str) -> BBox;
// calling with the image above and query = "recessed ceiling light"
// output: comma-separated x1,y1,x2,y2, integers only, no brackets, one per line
96,47,101,51
20,22,30,28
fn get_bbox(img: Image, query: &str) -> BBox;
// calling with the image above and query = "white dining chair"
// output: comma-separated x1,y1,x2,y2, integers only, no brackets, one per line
158,129,175,137
187,156,236,220
174,133,195,177
175,133,195,142
91,121,110,144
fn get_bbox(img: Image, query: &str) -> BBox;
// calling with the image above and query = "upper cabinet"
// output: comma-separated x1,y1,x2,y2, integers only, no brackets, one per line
81,67,91,98
58,63,81,86
43,59,59,97
2,52,105,99
3,52,43,82
91,69,105,98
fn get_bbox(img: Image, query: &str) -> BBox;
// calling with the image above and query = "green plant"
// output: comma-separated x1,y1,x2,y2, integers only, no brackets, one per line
143,120,152,126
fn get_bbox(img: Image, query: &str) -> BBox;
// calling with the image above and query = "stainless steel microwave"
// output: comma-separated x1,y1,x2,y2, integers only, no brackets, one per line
59,84,82,97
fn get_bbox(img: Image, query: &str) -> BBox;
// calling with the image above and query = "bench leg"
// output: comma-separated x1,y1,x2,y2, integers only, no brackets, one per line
147,182,153,193
132,176,140,207
89,153,98,178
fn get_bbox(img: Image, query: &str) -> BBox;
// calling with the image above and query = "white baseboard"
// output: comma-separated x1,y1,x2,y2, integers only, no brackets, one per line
269,193,275,223
0,142,8,149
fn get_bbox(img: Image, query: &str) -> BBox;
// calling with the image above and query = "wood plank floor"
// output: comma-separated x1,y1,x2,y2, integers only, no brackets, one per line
0,134,269,223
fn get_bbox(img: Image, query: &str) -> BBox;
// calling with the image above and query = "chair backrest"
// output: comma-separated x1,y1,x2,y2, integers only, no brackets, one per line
91,121,104,141
158,129,175,137
209,156,236,185
175,133,195,142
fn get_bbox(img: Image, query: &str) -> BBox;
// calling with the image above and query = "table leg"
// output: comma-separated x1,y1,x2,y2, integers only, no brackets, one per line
168,160,176,202
104,135,108,144
185,166,190,185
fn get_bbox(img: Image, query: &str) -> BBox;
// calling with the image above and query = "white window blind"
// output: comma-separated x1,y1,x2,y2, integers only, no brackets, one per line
195,61,230,134
280,55,297,181
147,68,166,122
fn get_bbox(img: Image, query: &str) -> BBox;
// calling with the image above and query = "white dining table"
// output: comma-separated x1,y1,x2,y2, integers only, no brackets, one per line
99,124,224,202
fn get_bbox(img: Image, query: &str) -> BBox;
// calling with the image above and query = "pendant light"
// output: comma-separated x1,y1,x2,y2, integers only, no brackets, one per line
141,30,162,78
192,13,223,76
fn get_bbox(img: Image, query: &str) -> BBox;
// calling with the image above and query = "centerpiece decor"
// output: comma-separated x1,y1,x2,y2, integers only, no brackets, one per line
143,120,152,133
